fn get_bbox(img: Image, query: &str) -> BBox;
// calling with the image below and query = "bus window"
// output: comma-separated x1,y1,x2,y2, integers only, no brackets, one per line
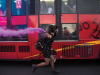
0,0,6,16
12,0,26,16
62,24,77,40
62,0,76,13
78,0,98,14
40,0,55,14
11,25,28,41
28,0,35,15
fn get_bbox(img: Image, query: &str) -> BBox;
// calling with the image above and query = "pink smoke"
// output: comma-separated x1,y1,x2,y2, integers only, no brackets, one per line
0,27,46,37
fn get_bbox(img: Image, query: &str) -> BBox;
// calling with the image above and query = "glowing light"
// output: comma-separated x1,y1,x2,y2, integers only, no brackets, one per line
14,1,16,3
65,2,67,5
0,4,1,8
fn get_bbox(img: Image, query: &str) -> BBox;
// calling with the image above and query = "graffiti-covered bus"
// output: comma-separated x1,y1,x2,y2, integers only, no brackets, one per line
0,0,100,60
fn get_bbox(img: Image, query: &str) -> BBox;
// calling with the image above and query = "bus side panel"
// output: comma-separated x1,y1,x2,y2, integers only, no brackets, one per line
40,15,56,24
28,15,38,44
61,14,77,23
11,16,26,25
0,44,17,59
79,14,100,40
0,17,7,25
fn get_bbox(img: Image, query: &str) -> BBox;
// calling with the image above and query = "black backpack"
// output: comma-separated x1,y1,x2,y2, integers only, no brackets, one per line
35,37,47,51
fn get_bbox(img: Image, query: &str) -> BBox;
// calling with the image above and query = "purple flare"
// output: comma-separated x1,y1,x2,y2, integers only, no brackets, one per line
0,27,46,37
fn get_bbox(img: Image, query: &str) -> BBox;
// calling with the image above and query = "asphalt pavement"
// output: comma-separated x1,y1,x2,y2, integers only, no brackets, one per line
0,59,100,75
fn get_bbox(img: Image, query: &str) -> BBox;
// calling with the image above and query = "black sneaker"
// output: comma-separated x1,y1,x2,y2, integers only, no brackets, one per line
32,64,37,73
52,69,59,74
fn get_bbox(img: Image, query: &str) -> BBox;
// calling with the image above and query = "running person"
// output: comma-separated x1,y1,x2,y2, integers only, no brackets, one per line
32,25,59,74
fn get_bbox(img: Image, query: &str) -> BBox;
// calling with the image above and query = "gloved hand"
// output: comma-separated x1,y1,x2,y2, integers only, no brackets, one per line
51,49,57,53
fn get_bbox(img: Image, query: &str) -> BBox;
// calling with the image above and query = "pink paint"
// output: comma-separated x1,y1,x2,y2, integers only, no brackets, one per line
28,16,38,43
28,16,38,28
61,14,77,23
16,0,22,9
40,15,56,24
0,27,46,37
11,16,26,25
0,17,7,25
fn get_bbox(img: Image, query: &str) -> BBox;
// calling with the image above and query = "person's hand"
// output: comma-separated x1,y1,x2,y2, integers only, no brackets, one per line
54,50,57,53
45,33,52,39
52,49,57,53
45,33,49,36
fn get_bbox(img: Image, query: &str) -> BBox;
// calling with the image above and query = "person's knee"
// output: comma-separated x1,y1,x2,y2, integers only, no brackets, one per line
51,58,54,62
45,62,49,65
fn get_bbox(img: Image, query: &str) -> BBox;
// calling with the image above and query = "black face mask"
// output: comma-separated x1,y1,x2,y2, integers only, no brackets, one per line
54,31,58,37
55,31,58,36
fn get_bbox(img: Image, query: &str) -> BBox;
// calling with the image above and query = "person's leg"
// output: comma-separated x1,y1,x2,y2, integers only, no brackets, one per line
50,55,59,74
36,58,50,67
32,58,50,73
50,55,56,63
53,55,56,63
50,55,55,70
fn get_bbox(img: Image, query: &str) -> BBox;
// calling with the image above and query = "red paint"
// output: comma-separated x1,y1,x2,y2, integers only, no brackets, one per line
79,14,100,40
32,44,42,59
27,15,39,59
75,55,80,58
0,44,17,59
0,41,97,59
28,15,38,44
0,52,17,59
18,45,32,59
61,14,77,23
0,17,7,25
40,15,56,24
0,14,100,60
11,16,26,25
